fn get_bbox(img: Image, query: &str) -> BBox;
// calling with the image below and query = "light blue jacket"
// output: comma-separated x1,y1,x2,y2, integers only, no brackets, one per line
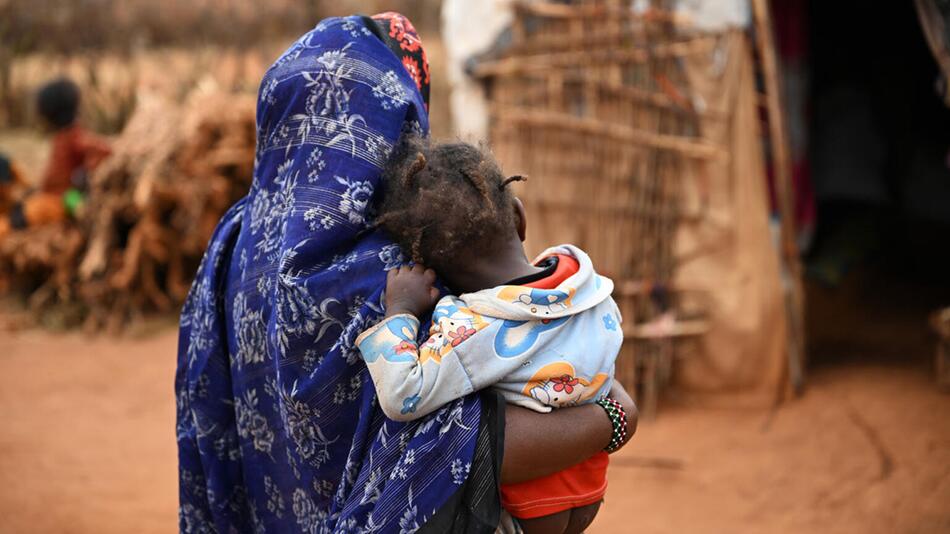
356,245,623,421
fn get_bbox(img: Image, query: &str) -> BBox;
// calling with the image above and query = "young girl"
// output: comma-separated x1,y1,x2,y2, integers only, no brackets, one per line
356,135,627,533
0,79,111,238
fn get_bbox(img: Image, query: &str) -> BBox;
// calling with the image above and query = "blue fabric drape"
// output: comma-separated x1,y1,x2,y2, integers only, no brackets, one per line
175,16,482,533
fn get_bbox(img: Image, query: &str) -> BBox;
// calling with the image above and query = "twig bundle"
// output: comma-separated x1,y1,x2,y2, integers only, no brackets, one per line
0,89,256,332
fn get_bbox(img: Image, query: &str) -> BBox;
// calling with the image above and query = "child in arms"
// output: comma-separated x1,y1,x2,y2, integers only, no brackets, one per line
356,135,625,534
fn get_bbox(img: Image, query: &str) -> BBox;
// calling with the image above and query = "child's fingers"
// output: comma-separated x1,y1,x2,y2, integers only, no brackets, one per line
423,268,436,284
429,286,440,301
411,263,426,274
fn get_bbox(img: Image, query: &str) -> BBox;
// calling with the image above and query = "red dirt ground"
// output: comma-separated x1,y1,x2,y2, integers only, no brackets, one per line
1,327,948,534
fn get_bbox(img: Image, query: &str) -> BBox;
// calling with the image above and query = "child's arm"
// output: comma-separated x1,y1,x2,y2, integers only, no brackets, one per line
357,265,516,421
356,264,461,421
77,129,112,170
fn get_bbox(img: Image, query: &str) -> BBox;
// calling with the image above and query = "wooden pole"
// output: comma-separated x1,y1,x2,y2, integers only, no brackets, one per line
751,0,806,397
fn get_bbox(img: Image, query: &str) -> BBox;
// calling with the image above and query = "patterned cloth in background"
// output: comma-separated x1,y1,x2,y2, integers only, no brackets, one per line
176,14,501,533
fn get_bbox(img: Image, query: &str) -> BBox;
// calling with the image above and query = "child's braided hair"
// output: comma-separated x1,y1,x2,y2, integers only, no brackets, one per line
375,133,526,273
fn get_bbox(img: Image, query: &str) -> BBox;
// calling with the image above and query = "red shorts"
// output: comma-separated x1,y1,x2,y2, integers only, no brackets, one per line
500,452,609,519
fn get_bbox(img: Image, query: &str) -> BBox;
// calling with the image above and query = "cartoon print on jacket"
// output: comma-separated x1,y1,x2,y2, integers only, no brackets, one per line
420,301,489,364
497,286,576,315
493,317,570,358
523,362,610,408
360,314,421,363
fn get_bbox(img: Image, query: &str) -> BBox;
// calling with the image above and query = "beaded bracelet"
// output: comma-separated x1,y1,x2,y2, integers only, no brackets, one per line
595,397,628,453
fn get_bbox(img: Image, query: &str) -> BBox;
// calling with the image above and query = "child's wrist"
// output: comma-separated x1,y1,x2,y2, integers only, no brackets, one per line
595,397,630,453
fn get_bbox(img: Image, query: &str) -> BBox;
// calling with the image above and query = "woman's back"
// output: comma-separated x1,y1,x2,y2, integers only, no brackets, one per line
176,15,496,532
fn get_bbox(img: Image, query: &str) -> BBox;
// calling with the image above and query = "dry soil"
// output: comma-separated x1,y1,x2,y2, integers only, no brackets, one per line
1,328,948,533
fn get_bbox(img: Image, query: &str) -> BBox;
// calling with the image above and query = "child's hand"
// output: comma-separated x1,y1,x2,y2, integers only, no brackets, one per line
385,264,440,318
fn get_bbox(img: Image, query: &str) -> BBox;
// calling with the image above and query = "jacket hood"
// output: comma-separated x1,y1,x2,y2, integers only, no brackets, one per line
460,244,615,321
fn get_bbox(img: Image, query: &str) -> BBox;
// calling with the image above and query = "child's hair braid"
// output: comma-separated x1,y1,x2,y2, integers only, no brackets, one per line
375,133,523,274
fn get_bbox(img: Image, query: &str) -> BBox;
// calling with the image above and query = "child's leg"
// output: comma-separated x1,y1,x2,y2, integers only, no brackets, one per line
564,501,602,533
516,501,602,534
517,510,570,534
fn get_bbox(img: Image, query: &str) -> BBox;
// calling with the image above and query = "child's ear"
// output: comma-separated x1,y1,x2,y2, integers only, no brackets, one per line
514,197,527,242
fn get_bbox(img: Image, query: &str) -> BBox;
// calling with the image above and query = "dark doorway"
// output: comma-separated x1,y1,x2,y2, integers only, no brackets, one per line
803,0,950,371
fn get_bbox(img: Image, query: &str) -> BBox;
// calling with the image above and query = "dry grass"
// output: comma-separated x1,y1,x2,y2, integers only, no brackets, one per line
2,30,450,136
2,46,280,132
1,0,440,54
1,29,452,145
0,0,446,132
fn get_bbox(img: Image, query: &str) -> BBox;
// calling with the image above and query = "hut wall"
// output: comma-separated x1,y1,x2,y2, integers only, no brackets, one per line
674,31,788,405
477,2,788,408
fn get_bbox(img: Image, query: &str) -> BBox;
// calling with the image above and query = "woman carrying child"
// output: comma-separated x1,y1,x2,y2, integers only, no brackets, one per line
176,12,636,533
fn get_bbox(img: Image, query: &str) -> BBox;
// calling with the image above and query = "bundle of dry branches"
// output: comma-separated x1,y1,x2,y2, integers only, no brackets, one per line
0,88,255,331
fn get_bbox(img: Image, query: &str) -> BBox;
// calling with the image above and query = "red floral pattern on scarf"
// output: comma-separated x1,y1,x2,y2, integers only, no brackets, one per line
377,11,423,52
370,12,430,108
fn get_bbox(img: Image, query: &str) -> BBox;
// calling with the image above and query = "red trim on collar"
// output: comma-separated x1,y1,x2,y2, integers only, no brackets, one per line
523,254,579,289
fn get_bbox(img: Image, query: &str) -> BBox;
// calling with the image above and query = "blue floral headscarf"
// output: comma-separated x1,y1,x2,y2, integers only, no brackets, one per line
176,15,500,533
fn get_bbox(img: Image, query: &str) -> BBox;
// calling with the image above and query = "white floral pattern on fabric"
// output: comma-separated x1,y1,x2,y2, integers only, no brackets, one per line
373,70,410,110
232,291,267,369
305,148,327,183
303,206,336,232
235,390,275,455
261,77,280,105
278,380,338,469
336,176,374,226
292,488,325,533
450,459,471,485
260,44,396,167
264,476,286,518
341,18,373,38
249,159,298,261
378,244,404,271
275,273,345,357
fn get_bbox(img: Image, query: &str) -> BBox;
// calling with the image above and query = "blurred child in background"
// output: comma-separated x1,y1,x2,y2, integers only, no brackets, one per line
0,78,111,238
